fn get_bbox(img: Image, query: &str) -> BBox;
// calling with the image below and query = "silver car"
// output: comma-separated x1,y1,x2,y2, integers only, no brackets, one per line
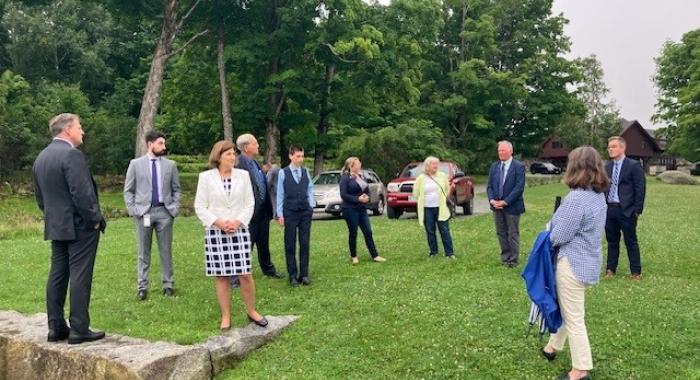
312,169,387,217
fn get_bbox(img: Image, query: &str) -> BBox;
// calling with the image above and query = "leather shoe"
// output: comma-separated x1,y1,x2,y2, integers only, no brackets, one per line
47,327,70,342
541,347,556,361
265,272,284,279
247,314,269,327
300,276,311,286
556,373,591,380
68,329,105,345
163,288,174,297
605,269,615,278
137,289,147,301
630,273,642,281
289,278,300,287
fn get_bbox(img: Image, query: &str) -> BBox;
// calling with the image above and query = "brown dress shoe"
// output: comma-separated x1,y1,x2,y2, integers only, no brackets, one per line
604,270,615,278
630,273,642,281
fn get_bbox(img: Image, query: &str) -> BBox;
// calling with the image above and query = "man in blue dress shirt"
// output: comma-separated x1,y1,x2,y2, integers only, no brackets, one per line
276,145,314,287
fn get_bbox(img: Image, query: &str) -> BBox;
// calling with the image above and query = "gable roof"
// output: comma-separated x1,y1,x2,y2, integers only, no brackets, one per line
619,119,662,152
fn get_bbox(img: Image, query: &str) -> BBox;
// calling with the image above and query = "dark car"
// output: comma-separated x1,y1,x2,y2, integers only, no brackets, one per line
385,161,474,219
691,162,700,176
530,162,561,175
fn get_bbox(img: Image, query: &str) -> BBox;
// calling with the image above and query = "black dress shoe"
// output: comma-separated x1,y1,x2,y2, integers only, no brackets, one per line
265,272,284,279
137,289,147,301
300,276,311,286
556,373,590,380
163,288,174,297
68,329,106,345
47,328,70,342
289,278,300,287
541,348,556,361
248,315,269,327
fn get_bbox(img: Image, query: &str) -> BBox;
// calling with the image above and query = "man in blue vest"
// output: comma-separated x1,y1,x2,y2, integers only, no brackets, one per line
276,145,314,287
487,140,526,268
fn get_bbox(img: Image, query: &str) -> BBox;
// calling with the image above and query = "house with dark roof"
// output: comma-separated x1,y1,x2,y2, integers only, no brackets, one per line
538,119,672,172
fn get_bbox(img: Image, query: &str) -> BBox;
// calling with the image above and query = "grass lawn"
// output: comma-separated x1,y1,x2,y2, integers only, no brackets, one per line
0,180,698,379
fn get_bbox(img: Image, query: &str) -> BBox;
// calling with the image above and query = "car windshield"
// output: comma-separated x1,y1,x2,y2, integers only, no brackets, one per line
400,163,450,178
313,172,341,185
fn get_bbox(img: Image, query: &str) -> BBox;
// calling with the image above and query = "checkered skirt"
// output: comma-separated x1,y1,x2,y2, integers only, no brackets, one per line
203,226,252,277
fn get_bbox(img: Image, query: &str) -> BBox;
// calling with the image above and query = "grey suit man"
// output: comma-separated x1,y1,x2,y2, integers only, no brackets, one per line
124,130,181,300
32,113,106,344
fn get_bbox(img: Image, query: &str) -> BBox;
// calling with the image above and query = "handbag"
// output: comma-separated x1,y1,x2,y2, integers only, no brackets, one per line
426,174,456,219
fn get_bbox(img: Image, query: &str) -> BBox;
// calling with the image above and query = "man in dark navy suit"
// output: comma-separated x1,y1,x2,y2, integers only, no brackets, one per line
32,113,106,344
234,133,283,282
487,140,526,267
604,136,646,280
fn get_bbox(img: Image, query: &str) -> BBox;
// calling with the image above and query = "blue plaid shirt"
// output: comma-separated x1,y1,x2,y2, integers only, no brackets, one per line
549,189,607,284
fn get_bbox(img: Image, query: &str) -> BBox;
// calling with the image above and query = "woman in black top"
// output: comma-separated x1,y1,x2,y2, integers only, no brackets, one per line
339,157,387,265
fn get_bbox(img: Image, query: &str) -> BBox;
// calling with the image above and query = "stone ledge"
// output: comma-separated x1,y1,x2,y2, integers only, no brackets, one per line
0,310,298,380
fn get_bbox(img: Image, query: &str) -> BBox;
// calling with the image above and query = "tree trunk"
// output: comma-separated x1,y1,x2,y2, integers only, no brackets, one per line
217,11,233,142
313,63,335,176
263,0,284,164
134,0,206,157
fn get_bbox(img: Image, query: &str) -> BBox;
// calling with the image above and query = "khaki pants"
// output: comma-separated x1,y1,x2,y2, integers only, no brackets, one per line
547,257,593,371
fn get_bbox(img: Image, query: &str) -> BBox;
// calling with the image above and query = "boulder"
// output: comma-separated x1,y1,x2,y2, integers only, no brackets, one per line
0,310,298,379
656,170,698,185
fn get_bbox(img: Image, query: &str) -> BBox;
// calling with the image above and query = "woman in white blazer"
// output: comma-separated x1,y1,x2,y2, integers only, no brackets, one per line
195,140,268,331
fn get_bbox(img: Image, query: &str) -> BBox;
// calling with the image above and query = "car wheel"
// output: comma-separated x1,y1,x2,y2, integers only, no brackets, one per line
386,205,402,219
462,199,473,215
372,196,385,216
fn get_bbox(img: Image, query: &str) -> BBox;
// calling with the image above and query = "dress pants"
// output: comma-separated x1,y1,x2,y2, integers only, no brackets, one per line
283,209,312,280
134,206,174,291
605,206,641,275
47,229,100,334
493,209,520,264
249,202,277,275
547,257,593,371
342,207,379,258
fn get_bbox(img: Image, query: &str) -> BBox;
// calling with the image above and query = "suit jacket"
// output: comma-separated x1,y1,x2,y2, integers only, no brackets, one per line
236,154,272,219
487,159,526,215
32,139,104,241
194,168,255,228
123,155,181,217
606,157,645,217
339,173,370,209
266,165,281,219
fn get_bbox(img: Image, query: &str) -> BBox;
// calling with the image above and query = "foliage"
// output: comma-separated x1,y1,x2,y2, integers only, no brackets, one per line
1,180,699,379
654,28,700,161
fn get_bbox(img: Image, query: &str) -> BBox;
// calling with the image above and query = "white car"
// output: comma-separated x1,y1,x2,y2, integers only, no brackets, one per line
312,170,387,217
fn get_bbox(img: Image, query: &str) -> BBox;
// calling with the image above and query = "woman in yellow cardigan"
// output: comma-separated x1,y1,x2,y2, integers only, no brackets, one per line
412,156,455,258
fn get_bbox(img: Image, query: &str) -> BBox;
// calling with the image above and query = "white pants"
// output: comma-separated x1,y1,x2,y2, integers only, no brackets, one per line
547,256,593,371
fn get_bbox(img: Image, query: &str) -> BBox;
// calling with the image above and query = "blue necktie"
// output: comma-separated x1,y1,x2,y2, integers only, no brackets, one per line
151,159,159,206
295,168,301,183
252,161,266,201
609,162,620,202
498,163,505,199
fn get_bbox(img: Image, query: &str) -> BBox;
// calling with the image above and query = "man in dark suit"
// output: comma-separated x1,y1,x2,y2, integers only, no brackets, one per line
32,113,106,344
487,140,526,267
605,136,646,280
234,134,283,281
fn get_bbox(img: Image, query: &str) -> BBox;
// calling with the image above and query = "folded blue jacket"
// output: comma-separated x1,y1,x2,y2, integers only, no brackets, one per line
521,230,562,333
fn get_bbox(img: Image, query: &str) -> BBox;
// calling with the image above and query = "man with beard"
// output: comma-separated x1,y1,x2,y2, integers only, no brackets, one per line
124,130,181,300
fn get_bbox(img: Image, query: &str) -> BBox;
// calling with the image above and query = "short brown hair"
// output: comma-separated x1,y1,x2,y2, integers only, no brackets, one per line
208,140,236,169
564,146,610,193
608,136,626,146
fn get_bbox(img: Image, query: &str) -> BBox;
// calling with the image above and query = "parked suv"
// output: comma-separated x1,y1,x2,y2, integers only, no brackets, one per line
385,161,474,219
530,162,561,174
311,169,387,217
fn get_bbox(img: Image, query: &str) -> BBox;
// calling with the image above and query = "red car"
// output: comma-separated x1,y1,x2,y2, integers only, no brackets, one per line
386,161,474,219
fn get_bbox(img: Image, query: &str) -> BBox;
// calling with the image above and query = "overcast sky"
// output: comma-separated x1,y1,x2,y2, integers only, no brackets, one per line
551,0,700,129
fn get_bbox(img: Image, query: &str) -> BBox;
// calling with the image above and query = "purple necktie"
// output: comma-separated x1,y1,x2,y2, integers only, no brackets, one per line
151,159,159,206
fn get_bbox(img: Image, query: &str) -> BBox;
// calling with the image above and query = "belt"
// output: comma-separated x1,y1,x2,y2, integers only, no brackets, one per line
151,202,165,207
607,202,620,207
